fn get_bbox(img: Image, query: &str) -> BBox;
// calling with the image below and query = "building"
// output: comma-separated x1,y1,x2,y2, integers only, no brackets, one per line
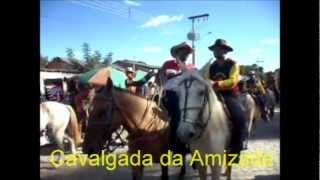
45,57,88,73
40,69,83,96
40,57,86,100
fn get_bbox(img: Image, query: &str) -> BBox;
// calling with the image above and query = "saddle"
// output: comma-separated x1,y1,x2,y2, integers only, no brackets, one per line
215,94,234,131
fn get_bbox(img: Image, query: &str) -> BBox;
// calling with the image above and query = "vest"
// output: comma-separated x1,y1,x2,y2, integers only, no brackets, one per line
209,59,239,96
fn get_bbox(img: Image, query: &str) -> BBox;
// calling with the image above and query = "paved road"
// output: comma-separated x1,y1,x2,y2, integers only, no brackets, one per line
40,108,280,180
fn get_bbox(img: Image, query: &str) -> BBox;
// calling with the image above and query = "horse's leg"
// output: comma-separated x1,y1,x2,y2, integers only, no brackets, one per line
222,151,232,179
247,110,254,138
51,128,65,162
160,165,169,180
210,165,222,180
64,134,76,154
198,165,208,180
132,166,144,180
251,117,258,137
224,166,232,180
178,155,186,178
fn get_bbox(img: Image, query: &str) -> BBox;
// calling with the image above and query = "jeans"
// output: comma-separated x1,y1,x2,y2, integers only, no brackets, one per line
162,90,180,146
222,95,248,163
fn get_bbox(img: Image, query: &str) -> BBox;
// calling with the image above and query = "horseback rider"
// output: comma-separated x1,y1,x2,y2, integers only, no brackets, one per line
159,42,195,152
246,70,269,121
207,39,248,165
125,67,155,95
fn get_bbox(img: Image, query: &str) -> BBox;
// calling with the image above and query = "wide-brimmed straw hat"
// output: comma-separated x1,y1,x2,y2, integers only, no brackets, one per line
170,42,194,57
208,39,233,52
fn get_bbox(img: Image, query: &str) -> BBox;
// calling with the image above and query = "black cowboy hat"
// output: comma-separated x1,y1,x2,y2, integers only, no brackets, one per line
208,39,233,52
170,42,194,57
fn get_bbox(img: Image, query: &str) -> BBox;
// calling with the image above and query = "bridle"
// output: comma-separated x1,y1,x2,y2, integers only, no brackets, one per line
179,77,212,140
87,94,116,128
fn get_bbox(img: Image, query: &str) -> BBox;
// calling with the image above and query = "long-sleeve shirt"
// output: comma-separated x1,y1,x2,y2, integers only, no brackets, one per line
160,59,196,91
209,59,240,96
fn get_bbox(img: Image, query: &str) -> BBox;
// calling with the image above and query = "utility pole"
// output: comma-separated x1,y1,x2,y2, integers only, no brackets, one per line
188,13,209,65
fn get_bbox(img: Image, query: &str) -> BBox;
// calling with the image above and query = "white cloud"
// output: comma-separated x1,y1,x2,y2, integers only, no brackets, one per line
141,15,184,28
261,38,279,45
142,46,163,53
248,48,263,56
124,0,141,6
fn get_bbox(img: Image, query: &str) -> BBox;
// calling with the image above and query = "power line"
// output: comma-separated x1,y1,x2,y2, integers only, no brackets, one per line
71,0,132,20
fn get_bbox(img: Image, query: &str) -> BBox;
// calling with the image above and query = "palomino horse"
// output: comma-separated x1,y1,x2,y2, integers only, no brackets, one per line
83,79,187,180
176,70,230,180
40,101,82,153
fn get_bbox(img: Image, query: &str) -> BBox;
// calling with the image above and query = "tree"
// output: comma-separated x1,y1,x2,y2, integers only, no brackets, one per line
66,48,75,60
92,50,102,62
89,50,102,68
251,64,258,71
82,42,91,62
40,55,49,68
103,52,113,66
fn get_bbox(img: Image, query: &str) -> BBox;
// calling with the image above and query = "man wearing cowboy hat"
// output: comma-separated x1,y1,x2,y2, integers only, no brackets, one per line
125,67,155,95
208,39,248,168
158,42,195,152
247,70,270,121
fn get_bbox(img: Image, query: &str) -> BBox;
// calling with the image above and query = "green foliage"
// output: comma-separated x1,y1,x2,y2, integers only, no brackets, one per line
103,52,113,66
82,42,91,62
40,55,49,68
66,48,75,59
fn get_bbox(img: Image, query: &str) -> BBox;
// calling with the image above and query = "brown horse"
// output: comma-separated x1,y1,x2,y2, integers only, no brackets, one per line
82,78,187,180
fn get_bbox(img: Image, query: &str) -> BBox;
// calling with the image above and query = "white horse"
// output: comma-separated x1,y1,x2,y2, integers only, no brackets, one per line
40,101,82,153
176,70,230,180
239,92,261,137
265,88,276,117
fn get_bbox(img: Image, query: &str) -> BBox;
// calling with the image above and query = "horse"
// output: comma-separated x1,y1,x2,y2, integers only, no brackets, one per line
175,70,231,180
40,101,82,153
239,92,262,137
82,79,188,180
265,87,276,118
274,69,280,94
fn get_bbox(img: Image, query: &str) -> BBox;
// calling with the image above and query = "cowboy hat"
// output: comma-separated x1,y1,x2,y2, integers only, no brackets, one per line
208,39,233,52
170,42,194,57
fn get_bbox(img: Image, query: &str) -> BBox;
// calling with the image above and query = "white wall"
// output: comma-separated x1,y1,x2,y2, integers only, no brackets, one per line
40,71,82,95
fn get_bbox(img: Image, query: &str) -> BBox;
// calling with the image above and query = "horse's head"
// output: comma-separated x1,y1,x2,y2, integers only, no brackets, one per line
176,70,215,143
82,78,120,155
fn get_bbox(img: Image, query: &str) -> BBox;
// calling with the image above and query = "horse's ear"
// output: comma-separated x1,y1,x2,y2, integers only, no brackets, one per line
106,77,113,90
104,77,113,93
198,58,213,79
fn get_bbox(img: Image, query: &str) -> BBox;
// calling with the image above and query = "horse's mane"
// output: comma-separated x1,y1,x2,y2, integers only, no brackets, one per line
178,70,219,102
113,86,149,100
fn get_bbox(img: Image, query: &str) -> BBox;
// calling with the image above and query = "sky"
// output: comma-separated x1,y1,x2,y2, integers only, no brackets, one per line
40,0,280,72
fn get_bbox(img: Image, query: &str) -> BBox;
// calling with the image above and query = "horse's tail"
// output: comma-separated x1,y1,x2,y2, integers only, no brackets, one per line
66,105,82,147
